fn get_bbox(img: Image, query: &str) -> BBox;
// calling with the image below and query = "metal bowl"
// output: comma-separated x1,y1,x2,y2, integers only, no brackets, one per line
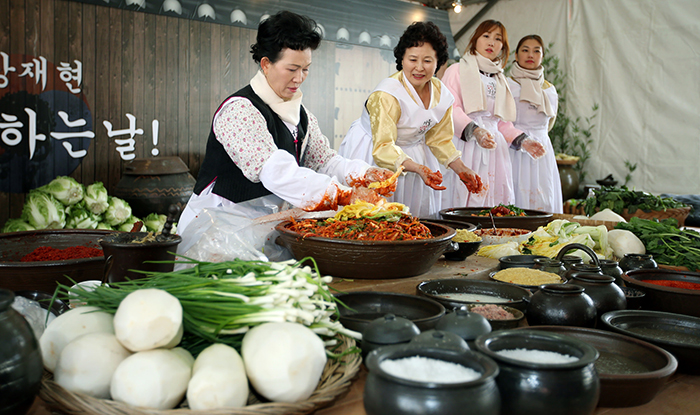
439,207,553,231
525,326,678,407
601,310,700,374
416,279,533,313
334,291,445,333
621,269,700,317
275,221,455,279
0,229,115,293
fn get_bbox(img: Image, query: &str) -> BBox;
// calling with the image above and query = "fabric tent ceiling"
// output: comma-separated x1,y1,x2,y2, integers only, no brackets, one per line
449,0,700,195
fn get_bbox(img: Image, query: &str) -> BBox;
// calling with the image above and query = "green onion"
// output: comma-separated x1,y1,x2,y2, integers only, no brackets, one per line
57,257,360,356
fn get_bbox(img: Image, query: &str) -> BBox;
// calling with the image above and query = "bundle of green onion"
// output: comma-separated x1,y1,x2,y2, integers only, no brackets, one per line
57,258,358,356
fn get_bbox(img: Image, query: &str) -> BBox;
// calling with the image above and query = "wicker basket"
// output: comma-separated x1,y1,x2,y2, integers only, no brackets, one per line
620,206,691,227
39,334,361,415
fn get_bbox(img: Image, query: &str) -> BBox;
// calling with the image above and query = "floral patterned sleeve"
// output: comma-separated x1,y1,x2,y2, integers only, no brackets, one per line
300,110,339,171
212,97,278,183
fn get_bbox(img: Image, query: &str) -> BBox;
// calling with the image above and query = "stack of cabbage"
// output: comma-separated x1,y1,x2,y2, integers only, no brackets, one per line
1,176,170,233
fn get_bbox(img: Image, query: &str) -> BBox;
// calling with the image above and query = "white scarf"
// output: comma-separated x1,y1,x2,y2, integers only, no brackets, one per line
250,70,303,125
458,52,516,122
510,62,554,117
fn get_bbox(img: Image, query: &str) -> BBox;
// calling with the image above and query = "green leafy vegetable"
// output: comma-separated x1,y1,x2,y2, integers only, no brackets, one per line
2,218,36,233
583,186,687,217
143,213,167,233
37,176,84,206
65,202,101,229
104,196,132,226
83,182,110,215
21,190,66,229
116,215,142,232
615,217,700,271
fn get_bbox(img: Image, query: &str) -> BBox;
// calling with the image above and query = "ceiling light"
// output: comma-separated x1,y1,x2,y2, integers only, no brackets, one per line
230,9,247,25
197,3,215,20
453,0,463,13
162,0,182,14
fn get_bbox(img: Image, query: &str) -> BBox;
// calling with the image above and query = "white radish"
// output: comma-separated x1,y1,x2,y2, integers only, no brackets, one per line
54,332,131,398
590,208,627,222
187,343,249,409
608,229,646,258
110,347,193,409
242,322,327,403
39,306,114,372
113,288,183,352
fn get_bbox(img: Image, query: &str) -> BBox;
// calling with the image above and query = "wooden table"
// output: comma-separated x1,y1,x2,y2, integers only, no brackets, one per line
27,256,700,415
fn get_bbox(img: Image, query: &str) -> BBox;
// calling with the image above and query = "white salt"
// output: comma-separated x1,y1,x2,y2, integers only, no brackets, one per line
380,356,481,383
496,348,579,364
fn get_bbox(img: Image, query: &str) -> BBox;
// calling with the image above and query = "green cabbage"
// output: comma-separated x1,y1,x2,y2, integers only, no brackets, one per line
143,213,167,233
38,176,84,206
96,222,114,230
2,218,36,233
104,197,132,226
84,182,110,215
65,203,101,229
117,215,142,232
21,190,66,229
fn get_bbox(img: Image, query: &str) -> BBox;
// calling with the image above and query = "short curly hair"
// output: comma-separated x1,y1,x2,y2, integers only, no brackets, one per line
393,21,449,73
250,11,322,64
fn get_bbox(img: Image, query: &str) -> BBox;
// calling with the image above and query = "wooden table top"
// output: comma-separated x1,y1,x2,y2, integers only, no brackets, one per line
27,255,700,415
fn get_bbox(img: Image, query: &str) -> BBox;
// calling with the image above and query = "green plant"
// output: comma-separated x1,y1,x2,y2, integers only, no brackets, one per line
540,43,599,183
623,159,637,187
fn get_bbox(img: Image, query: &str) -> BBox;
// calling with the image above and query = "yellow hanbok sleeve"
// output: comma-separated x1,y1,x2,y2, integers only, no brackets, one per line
424,105,461,166
366,91,411,171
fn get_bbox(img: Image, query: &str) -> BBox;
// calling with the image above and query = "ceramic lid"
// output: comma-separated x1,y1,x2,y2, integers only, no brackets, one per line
436,308,492,341
362,314,420,344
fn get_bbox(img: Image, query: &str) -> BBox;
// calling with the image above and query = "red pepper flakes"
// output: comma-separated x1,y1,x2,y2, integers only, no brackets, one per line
643,279,700,291
20,246,103,262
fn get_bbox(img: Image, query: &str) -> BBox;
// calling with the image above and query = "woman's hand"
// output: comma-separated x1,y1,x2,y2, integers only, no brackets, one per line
364,167,394,183
474,127,497,149
448,159,484,194
402,160,446,190
522,137,546,159
338,186,383,205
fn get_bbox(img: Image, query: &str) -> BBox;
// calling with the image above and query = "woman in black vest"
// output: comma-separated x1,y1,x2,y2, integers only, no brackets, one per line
179,11,393,235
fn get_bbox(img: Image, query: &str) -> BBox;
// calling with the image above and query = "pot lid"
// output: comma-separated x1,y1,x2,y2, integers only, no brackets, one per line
362,314,420,344
436,307,491,341
122,156,190,175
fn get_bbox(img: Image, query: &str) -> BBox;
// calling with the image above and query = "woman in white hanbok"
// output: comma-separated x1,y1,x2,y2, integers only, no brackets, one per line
508,35,562,213
339,22,480,218
440,20,545,209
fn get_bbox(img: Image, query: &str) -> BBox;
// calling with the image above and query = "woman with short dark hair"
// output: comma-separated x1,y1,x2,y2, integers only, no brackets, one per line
339,21,481,218
178,11,393,236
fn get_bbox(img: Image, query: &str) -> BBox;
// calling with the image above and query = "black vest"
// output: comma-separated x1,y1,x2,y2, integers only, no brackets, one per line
193,85,308,203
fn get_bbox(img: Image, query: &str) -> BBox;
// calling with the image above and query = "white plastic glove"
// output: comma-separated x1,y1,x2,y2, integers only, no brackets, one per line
522,137,546,159
473,127,497,149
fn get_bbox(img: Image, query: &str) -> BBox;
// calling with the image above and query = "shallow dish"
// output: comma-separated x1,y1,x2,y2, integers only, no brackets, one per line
489,269,564,291
466,304,525,331
443,241,482,261
416,279,533,313
601,310,700,374
334,291,445,333
474,228,533,246
525,326,678,407
275,221,455,279
621,268,700,317
0,229,115,293
439,207,552,231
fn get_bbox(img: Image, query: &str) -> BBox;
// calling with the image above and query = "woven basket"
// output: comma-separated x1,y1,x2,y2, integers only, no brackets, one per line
620,206,691,227
39,334,361,415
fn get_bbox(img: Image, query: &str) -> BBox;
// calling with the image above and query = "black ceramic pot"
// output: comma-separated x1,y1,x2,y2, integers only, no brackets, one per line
99,232,182,284
564,263,603,282
364,345,500,415
533,258,566,276
361,314,420,359
526,284,597,328
596,259,624,286
0,289,44,415
560,255,584,274
409,330,470,352
568,273,627,317
475,330,600,415
619,253,658,272
436,307,491,349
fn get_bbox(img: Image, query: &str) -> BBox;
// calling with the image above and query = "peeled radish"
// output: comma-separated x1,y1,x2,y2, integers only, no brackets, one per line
187,343,249,409
110,347,193,409
54,332,131,398
113,288,183,352
242,322,327,403
39,306,114,372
